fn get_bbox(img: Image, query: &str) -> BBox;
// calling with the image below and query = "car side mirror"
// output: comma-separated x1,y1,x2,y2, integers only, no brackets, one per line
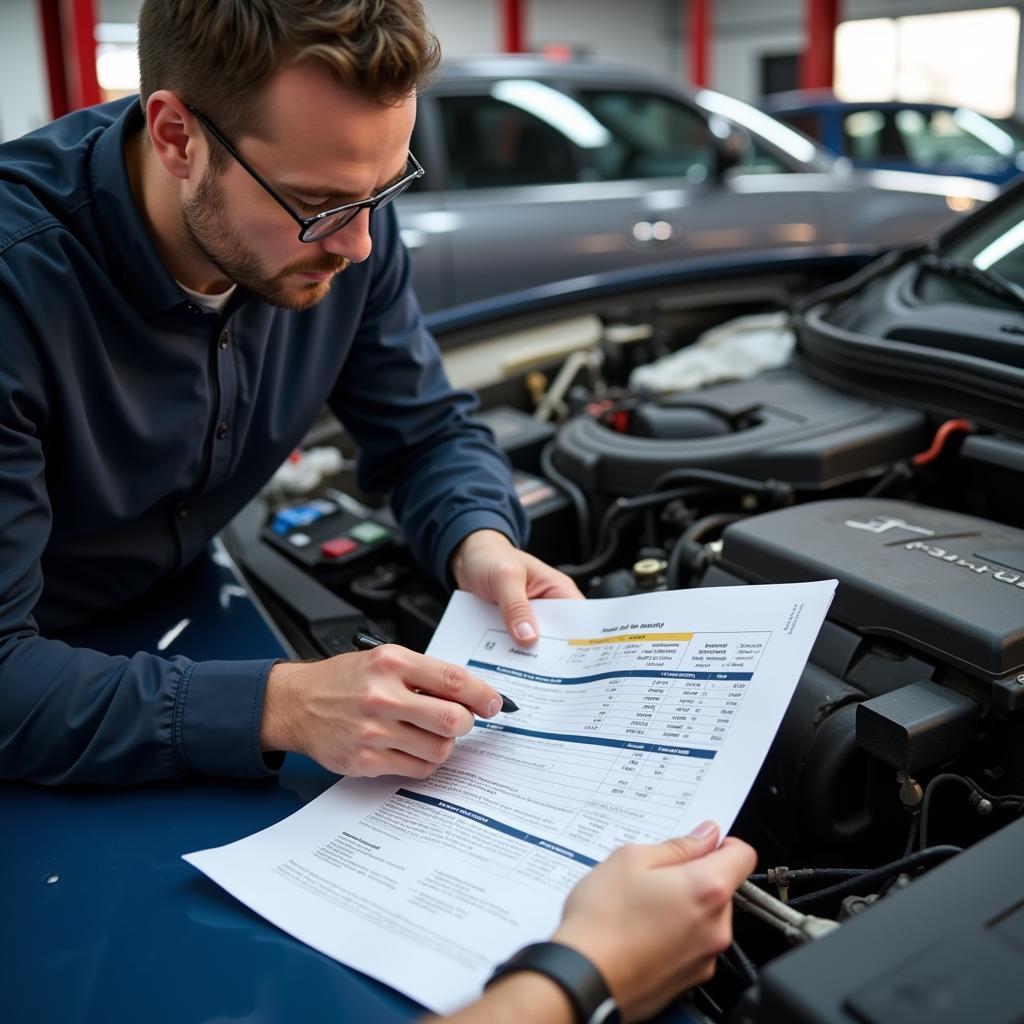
708,116,749,179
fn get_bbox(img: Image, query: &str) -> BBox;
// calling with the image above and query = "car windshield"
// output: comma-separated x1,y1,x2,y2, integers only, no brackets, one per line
864,107,1024,167
936,190,1024,290
694,89,837,172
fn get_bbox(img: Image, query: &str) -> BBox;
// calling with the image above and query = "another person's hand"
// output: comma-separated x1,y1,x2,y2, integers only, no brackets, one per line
260,646,503,777
433,822,756,1023
551,822,756,1022
451,529,583,643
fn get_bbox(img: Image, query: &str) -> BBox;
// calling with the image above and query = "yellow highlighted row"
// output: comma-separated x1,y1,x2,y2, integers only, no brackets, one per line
568,633,693,646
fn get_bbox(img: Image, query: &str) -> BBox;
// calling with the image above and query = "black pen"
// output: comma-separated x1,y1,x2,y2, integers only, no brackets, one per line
351,631,520,712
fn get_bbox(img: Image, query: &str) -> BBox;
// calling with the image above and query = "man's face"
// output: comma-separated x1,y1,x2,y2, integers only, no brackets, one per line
183,64,416,311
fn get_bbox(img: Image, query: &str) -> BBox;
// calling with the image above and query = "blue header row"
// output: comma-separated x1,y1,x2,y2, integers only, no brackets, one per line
474,720,717,759
468,660,752,685
396,788,599,867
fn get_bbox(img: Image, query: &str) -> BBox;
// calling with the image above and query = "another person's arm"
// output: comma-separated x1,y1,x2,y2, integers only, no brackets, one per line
430,823,757,1024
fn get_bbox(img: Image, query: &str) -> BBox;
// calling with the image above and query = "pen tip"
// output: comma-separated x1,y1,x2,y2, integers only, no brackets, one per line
500,694,519,713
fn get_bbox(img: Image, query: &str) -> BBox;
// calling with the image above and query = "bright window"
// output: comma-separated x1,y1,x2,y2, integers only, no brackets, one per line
835,9,1019,118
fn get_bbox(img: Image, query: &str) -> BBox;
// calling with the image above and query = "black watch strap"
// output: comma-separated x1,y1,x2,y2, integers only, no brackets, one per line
485,941,621,1024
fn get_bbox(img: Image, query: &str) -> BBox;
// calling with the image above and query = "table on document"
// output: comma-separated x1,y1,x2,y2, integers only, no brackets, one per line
408,626,769,858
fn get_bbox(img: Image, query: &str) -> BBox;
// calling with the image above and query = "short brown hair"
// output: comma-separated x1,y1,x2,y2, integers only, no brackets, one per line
138,0,439,152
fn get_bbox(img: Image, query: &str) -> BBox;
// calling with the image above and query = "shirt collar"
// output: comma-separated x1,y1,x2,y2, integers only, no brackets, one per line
89,97,194,314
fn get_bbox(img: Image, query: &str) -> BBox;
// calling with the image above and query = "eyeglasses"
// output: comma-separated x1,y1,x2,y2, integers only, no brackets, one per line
186,105,424,243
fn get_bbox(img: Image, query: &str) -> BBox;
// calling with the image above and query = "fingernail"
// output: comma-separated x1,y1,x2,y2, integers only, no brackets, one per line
689,820,717,840
513,622,537,642
486,697,502,718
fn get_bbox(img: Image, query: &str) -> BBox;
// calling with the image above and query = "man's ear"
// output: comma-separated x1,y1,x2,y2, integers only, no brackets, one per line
145,90,204,182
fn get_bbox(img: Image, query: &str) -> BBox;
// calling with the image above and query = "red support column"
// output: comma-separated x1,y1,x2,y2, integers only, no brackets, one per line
37,0,69,119
801,0,839,90
501,0,525,54
60,0,101,110
689,0,711,88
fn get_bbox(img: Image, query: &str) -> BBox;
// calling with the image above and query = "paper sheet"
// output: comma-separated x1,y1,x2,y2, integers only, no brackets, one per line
185,581,836,1013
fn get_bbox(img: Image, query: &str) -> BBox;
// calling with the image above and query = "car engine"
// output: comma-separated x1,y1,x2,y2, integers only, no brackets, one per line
232,253,1024,1023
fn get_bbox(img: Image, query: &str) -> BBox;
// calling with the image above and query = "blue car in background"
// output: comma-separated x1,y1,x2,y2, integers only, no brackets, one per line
763,90,1024,185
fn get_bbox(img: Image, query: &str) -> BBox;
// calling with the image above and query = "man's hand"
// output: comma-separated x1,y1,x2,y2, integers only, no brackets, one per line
451,529,583,643
260,646,503,777
551,822,756,1022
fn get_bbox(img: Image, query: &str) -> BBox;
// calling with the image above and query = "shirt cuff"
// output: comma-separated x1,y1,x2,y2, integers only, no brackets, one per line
174,658,280,778
435,509,524,588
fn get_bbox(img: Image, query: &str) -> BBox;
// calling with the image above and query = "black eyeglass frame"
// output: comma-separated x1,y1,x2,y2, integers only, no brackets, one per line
185,104,424,243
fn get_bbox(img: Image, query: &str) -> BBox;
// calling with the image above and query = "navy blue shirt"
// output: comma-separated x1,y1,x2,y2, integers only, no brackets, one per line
0,98,526,785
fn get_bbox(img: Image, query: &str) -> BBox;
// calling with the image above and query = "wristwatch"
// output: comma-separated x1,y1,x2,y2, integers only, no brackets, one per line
485,941,621,1024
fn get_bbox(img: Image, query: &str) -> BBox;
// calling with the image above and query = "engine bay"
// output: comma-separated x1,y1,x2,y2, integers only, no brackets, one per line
227,254,1024,1023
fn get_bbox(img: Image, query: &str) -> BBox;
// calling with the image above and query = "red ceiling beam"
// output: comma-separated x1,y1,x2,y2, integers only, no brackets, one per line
501,0,525,54
801,0,839,90
689,0,711,88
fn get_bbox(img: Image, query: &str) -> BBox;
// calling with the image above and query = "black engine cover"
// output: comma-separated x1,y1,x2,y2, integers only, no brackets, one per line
718,497,1024,697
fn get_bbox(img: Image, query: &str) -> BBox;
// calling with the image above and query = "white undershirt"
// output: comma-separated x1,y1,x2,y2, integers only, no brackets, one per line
178,280,237,315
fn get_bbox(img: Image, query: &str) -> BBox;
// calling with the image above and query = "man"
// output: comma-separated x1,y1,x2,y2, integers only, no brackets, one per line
0,0,581,785
0,3,758,1019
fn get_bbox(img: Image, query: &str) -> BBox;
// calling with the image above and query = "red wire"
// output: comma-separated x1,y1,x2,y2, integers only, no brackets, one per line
911,419,973,466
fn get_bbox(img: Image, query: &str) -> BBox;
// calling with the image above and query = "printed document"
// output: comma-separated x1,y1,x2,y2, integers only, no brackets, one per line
185,581,836,1012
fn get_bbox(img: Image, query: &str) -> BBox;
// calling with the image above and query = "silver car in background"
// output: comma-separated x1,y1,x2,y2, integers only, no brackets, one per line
399,56,996,311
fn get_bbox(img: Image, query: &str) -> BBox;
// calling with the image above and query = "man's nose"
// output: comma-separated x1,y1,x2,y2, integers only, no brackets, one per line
319,209,372,264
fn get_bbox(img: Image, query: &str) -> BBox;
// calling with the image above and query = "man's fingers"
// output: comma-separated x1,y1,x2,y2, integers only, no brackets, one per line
399,651,503,718
685,838,758,908
642,822,721,868
351,747,441,780
403,691,477,738
371,720,459,765
488,562,539,643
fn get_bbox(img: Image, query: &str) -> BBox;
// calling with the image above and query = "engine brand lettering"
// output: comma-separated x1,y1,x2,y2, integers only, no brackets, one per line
903,541,1024,588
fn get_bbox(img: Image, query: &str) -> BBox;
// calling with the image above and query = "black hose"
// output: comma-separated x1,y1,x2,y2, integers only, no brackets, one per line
666,511,747,589
539,441,592,561
919,772,1024,849
787,845,962,910
557,485,703,581
649,468,794,506
723,940,759,990
749,867,864,885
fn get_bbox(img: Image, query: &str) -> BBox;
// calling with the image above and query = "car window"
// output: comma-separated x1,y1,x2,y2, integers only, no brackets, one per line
438,93,580,189
438,85,716,189
575,90,714,181
896,108,1005,165
843,110,903,161
733,137,789,174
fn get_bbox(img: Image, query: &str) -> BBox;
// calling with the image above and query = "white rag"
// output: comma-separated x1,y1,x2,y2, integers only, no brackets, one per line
629,311,794,393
